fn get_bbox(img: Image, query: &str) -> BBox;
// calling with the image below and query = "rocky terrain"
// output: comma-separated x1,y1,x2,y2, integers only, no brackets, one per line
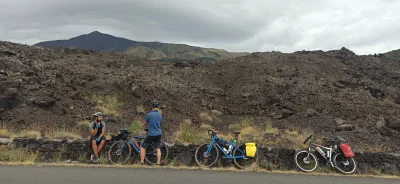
1,41,400,152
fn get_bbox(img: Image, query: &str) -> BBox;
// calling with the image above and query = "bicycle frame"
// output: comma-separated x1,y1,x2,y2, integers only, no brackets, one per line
205,134,246,159
308,142,337,168
117,136,155,155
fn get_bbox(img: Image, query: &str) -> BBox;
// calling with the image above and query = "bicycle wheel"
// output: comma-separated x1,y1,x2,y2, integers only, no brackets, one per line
195,143,219,167
144,142,169,165
233,144,259,169
294,149,319,172
108,140,132,165
333,153,357,174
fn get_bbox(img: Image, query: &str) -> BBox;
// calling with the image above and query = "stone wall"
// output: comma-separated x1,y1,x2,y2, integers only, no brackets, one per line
2,138,399,175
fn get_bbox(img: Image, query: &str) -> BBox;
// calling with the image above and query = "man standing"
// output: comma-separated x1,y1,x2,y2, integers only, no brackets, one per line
89,112,106,162
140,100,163,165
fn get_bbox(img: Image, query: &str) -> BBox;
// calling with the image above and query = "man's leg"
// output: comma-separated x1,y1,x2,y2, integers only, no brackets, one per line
156,148,161,164
97,136,106,152
91,140,98,157
140,147,146,164
154,135,162,165
140,136,152,165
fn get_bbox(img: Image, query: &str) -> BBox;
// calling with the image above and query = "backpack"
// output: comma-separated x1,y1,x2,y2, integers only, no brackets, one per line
111,130,130,141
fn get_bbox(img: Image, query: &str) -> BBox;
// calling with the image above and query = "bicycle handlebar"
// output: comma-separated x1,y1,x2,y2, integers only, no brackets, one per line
208,130,216,136
303,135,313,144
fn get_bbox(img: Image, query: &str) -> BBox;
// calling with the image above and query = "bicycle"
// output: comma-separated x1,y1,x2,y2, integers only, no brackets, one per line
194,130,259,169
294,135,357,174
107,130,169,165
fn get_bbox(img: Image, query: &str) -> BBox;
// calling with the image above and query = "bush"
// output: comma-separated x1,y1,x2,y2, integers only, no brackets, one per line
0,129,10,138
92,94,120,116
0,146,38,163
176,119,208,143
129,119,144,135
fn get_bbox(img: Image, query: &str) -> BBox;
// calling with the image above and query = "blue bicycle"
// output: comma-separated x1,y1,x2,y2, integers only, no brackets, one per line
107,130,169,165
194,130,259,169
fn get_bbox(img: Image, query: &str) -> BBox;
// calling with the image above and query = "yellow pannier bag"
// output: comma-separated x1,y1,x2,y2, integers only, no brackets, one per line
245,143,257,157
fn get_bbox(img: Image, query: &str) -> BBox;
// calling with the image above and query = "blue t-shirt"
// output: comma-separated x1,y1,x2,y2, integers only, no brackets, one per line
145,110,162,136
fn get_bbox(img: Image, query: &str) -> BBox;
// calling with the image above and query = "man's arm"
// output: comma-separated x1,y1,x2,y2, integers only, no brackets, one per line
143,115,148,127
99,122,105,137
89,122,97,136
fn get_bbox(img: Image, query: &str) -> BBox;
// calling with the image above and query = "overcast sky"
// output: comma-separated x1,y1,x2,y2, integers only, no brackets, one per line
0,0,399,54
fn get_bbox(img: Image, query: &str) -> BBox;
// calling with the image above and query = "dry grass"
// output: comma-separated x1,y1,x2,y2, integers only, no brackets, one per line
228,117,266,143
47,129,82,140
280,129,323,150
0,146,38,163
175,119,208,143
0,129,10,138
211,110,223,116
11,130,41,139
136,105,145,114
265,121,279,134
92,94,120,116
77,120,90,129
199,112,213,122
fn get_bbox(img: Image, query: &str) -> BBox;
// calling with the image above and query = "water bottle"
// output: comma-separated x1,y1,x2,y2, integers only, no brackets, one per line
227,145,233,153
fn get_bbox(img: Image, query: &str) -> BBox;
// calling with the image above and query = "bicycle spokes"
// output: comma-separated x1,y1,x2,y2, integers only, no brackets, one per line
295,151,318,172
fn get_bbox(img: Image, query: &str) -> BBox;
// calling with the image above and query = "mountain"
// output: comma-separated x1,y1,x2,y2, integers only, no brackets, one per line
33,31,248,60
34,31,137,52
384,49,400,60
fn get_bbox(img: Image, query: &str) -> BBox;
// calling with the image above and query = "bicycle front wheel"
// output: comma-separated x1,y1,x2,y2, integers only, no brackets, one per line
144,142,169,165
195,143,219,167
294,149,319,172
233,144,259,169
108,140,131,165
333,153,357,174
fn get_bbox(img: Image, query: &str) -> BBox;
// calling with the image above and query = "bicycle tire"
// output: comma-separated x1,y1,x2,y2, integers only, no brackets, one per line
108,140,132,165
294,149,319,172
195,143,219,167
233,144,259,169
333,153,357,174
144,142,169,165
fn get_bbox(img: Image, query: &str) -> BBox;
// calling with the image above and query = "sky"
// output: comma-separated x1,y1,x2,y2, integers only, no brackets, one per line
0,0,399,54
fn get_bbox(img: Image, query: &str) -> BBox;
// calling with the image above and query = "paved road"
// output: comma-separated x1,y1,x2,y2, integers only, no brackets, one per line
0,165,398,184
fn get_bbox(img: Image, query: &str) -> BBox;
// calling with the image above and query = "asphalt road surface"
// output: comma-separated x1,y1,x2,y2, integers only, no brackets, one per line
0,165,398,184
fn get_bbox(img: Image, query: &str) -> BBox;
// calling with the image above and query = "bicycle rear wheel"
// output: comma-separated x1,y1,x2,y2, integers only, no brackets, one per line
294,149,319,172
108,140,132,165
233,144,259,169
333,153,357,174
195,143,219,167
144,142,169,165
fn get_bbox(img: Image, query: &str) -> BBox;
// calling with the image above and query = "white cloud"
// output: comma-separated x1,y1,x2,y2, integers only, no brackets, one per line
0,0,399,54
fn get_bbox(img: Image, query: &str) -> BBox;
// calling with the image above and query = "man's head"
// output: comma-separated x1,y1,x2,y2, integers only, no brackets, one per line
149,99,160,109
93,112,104,122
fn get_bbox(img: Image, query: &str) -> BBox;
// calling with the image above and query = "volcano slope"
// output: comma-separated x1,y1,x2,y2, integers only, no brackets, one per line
1,41,400,152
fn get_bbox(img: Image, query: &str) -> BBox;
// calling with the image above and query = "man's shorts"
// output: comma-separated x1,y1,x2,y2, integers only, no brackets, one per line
90,136,106,142
140,135,161,149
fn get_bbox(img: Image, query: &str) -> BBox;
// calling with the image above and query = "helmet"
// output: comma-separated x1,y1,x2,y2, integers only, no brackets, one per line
93,112,104,117
150,99,160,108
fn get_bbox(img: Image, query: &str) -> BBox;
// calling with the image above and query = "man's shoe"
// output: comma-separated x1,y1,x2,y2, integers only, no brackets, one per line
93,156,99,163
90,155,94,162
156,162,165,166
